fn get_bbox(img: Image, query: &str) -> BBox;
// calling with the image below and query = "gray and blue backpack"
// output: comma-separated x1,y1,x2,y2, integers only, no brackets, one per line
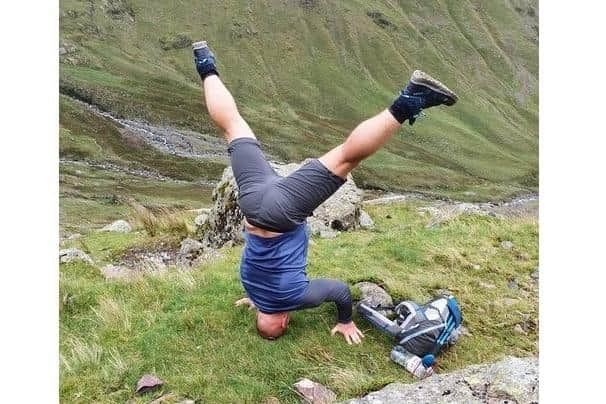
358,294,463,367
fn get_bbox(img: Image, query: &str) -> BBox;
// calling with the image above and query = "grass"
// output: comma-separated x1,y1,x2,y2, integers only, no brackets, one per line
60,203,538,403
58,0,538,200
60,162,213,235
128,201,196,238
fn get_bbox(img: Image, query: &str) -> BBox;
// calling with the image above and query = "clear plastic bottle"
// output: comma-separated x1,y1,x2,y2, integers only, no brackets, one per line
390,346,433,378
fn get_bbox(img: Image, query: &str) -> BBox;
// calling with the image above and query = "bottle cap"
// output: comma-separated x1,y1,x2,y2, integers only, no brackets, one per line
422,354,435,367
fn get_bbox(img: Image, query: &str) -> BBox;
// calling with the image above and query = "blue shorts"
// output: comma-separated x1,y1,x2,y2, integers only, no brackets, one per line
227,137,345,233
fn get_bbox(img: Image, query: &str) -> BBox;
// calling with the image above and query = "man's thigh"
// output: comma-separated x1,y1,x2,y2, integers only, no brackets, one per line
227,138,278,221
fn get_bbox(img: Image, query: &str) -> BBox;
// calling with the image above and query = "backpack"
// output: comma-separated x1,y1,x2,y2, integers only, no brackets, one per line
392,295,462,366
358,294,463,367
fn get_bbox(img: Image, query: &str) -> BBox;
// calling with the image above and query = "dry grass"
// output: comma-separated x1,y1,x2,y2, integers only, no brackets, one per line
129,201,194,238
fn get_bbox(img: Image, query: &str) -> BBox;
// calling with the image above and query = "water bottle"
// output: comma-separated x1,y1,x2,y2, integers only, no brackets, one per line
390,346,433,378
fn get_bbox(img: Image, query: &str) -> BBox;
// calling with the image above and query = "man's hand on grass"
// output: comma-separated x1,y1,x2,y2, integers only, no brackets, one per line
330,321,364,345
234,297,256,310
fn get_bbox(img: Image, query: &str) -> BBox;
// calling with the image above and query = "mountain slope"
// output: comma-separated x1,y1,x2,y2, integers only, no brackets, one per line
59,0,538,200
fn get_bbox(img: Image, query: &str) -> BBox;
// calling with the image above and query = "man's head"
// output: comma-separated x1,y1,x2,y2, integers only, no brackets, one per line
256,311,289,340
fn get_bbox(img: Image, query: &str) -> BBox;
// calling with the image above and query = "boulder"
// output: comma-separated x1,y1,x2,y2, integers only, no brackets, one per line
101,219,132,233
342,356,538,404
354,282,393,316
202,160,365,248
59,248,93,265
293,378,337,404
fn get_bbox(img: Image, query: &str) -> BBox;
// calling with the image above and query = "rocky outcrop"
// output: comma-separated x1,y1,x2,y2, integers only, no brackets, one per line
343,356,538,404
59,248,93,265
202,160,368,248
101,219,132,233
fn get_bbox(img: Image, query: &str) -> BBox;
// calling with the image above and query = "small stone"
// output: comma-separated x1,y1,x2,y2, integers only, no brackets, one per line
358,210,375,229
463,191,476,196
101,219,132,233
530,268,539,280
59,248,93,265
500,240,514,250
479,281,496,289
135,374,163,395
507,279,518,290
293,378,336,403
471,264,481,270
513,324,527,335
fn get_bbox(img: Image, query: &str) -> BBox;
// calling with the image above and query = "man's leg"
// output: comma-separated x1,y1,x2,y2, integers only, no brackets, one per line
194,41,255,143
319,109,400,179
202,75,256,143
194,42,279,229
320,70,459,179
268,70,458,229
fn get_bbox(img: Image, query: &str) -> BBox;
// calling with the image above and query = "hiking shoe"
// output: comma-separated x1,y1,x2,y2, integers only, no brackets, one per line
391,70,458,125
193,41,219,80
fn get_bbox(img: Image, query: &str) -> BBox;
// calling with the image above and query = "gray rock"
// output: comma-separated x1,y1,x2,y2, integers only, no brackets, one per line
177,238,204,265
355,282,393,310
471,264,481,271
513,324,527,335
307,217,330,236
59,248,93,265
501,240,514,250
194,213,209,227
508,279,519,290
342,356,538,404
358,210,374,229
319,229,338,239
530,267,539,280
293,378,336,403
202,161,365,248
101,219,132,233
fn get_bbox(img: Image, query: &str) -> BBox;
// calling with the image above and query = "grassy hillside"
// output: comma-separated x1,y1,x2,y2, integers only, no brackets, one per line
60,203,538,403
59,0,538,200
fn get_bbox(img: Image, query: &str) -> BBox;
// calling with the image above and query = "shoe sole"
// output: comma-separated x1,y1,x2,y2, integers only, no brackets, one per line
410,70,458,105
192,40,208,50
